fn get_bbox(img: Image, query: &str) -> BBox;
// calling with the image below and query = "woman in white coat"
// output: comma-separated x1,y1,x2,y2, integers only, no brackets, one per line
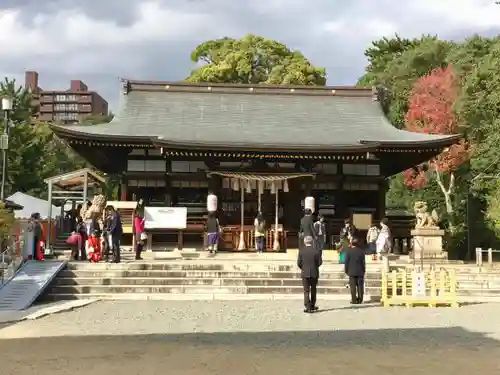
375,218,391,260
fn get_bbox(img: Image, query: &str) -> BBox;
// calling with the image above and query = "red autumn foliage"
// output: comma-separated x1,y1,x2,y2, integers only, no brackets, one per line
402,65,470,189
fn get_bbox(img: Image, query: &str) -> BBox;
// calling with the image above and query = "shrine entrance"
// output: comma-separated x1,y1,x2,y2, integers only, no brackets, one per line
208,171,315,252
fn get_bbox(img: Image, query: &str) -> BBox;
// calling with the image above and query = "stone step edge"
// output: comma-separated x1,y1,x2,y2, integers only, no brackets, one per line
63,267,383,272
54,276,381,281
41,293,380,301
49,284,380,290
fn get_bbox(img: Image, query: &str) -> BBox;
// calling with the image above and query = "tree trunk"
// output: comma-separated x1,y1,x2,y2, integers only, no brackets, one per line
435,168,455,214
435,168,456,233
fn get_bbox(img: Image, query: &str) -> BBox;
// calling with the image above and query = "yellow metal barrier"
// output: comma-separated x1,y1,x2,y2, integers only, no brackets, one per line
381,268,459,308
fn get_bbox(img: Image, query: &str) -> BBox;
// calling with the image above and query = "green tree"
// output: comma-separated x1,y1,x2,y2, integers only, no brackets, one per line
0,78,87,198
186,34,326,85
357,36,454,219
455,39,500,238
357,34,422,86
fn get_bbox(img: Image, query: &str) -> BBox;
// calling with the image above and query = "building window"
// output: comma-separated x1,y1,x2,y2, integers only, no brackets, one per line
54,112,77,121
342,164,380,176
54,94,77,102
127,160,145,171
219,162,241,168
128,179,166,187
145,160,166,172
312,163,338,174
129,149,146,156
54,103,78,111
127,159,166,172
171,180,209,188
343,182,379,191
312,182,338,190
171,161,206,173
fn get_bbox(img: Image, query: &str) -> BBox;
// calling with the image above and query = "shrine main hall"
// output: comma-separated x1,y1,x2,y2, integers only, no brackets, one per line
50,80,459,251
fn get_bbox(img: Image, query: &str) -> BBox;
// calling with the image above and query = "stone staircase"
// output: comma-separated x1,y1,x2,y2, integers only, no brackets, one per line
37,251,500,303
454,266,500,298
40,261,384,301
52,233,71,254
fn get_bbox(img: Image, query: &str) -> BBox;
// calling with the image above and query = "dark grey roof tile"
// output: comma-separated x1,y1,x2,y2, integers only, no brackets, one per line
54,87,458,150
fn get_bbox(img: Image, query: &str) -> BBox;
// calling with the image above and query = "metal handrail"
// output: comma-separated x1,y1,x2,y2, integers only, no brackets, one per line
0,237,24,285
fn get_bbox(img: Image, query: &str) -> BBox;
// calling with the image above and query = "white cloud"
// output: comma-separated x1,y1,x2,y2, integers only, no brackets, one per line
0,2,211,56
409,0,500,30
1,0,500,109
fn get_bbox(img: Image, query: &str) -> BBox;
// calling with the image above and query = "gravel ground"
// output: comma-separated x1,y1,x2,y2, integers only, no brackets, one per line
1,301,499,374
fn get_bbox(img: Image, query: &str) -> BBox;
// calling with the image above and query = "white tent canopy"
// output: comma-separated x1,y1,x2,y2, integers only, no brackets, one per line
7,192,59,220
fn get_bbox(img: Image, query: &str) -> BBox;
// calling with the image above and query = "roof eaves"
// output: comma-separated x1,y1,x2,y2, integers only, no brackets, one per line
369,134,461,149
50,124,153,144
153,138,379,153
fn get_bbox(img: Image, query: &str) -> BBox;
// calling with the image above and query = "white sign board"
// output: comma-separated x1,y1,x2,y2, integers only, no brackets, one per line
144,206,187,230
412,272,426,297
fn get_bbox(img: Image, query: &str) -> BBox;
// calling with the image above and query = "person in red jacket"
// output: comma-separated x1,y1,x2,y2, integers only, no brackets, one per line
132,199,146,260
86,230,102,263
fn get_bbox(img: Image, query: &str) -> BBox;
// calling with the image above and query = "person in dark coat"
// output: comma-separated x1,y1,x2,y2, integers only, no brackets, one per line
75,216,87,261
299,209,317,240
314,214,326,252
206,211,220,254
344,235,366,304
105,205,123,263
297,235,322,313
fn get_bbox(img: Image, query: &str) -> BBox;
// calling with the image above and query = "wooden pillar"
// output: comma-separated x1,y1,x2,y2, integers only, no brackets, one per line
304,176,313,197
120,179,127,201
336,177,346,219
378,180,387,220
164,159,172,206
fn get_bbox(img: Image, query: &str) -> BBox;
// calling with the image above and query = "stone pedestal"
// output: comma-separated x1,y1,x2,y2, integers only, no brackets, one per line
411,228,446,260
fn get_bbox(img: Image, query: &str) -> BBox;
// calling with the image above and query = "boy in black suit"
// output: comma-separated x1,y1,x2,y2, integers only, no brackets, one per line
297,235,322,313
344,235,366,304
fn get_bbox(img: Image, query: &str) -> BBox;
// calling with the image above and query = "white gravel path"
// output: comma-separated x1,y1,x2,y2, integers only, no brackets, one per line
0,300,498,341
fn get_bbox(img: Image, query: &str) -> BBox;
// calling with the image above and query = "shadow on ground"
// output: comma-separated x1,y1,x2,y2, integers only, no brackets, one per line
0,327,498,374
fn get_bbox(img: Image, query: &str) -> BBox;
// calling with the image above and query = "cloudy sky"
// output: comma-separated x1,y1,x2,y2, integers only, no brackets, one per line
1,0,500,110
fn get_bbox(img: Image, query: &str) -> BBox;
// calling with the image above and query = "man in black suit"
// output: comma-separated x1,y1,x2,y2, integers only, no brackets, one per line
299,209,317,240
105,205,123,263
297,235,322,313
344,236,366,304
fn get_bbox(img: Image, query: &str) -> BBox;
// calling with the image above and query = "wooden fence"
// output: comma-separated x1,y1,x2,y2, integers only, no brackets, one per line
381,268,459,307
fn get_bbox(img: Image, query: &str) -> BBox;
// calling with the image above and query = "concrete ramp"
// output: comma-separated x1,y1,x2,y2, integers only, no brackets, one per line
0,260,66,311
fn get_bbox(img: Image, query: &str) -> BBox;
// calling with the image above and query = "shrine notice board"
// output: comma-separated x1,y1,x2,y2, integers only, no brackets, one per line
144,207,187,229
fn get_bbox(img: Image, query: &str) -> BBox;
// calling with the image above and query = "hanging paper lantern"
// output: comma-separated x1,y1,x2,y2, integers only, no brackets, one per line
232,178,240,191
246,180,252,193
304,196,315,212
207,194,218,212
283,179,289,193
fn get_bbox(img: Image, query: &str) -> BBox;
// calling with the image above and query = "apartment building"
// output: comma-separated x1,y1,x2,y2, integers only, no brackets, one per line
25,71,109,124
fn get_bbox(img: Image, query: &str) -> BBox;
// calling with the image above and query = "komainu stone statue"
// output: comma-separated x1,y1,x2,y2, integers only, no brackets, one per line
413,201,439,229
